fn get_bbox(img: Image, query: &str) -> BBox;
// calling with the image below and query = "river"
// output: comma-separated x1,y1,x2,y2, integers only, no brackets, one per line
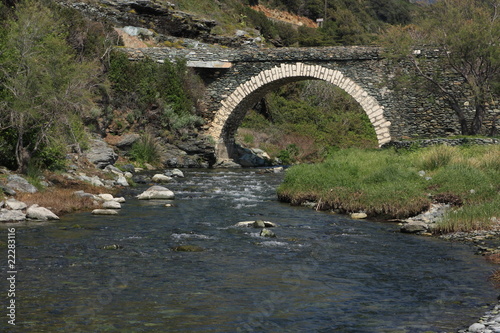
1,169,497,332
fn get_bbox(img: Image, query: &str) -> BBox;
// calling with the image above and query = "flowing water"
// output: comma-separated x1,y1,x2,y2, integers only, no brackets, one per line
1,169,497,332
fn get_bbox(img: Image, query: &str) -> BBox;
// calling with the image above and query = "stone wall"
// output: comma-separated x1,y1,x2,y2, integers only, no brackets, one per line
382,138,500,149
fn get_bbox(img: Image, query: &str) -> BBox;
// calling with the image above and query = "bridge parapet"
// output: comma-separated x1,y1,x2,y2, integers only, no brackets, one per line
121,46,384,64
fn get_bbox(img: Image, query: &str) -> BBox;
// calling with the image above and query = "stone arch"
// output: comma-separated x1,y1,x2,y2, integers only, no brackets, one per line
207,62,391,160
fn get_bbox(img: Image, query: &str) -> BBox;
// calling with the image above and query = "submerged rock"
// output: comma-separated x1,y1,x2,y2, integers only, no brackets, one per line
102,244,123,250
137,186,175,200
260,228,276,238
172,245,204,252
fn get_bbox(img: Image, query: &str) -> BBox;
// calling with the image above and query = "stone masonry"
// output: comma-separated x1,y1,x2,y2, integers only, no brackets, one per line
121,46,498,161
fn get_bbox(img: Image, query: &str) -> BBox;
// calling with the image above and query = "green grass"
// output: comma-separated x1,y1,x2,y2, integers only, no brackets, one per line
277,145,500,231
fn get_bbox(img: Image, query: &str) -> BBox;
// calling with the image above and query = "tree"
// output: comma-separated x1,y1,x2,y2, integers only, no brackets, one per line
383,0,500,135
0,0,101,172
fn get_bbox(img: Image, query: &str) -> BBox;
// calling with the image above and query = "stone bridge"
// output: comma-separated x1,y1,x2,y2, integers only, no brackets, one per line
123,46,496,162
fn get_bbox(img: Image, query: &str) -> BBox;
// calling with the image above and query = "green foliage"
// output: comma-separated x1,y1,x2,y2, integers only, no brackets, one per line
382,0,500,135
0,0,102,172
34,140,67,171
129,133,161,165
109,52,204,134
277,144,299,165
238,80,378,163
161,105,204,132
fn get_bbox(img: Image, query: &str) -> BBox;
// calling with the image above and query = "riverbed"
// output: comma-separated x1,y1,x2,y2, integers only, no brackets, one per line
1,169,497,332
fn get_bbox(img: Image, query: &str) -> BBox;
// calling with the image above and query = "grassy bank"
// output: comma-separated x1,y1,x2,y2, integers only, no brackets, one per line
277,145,500,233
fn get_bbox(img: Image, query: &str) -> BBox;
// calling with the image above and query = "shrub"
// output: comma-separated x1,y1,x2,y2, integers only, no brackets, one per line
129,133,161,165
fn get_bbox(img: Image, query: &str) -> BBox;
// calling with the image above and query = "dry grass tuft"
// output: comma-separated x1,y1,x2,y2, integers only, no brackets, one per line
15,172,119,216
16,188,97,216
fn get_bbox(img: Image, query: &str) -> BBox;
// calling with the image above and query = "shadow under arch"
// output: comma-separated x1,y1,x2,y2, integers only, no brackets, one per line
206,63,391,162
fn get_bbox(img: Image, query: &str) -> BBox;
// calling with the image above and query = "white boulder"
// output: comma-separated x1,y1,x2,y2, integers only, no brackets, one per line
115,174,129,187
152,174,173,183
26,204,59,220
103,201,121,209
92,209,118,215
137,186,175,200
98,193,114,201
351,213,368,219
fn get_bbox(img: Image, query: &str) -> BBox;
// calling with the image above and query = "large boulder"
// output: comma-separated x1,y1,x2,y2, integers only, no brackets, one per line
233,146,271,167
0,184,16,196
137,186,175,200
26,204,59,221
6,175,37,193
86,139,118,169
164,169,184,178
0,209,26,222
115,133,140,149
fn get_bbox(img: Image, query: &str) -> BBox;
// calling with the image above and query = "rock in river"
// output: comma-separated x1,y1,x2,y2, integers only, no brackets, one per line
137,186,175,200
351,212,368,219
102,201,122,209
92,209,119,215
235,220,277,228
260,228,277,238
152,174,173,183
